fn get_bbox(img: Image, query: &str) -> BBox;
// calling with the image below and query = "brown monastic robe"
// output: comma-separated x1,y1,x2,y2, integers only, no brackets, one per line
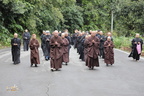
50,36,63,69
104,40,114,65
29,39,40,64
84,36,100,69
62,38,69,63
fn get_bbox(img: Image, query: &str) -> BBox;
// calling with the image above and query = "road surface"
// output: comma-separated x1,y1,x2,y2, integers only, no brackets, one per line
0,47,144,96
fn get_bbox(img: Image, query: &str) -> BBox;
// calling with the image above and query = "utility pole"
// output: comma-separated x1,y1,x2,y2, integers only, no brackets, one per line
111,10,114,32
111,0,114,33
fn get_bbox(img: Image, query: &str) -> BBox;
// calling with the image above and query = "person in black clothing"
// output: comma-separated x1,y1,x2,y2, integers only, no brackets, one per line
99,31,106,58
64,30,71,54
79,32,86,61
43,31,51,60
96,30,101,39
77,32,83,54
72,29,79,48
11,33,21,64
59,31,62,36
40,30,46,55
23,29,31,51
129,33,143,61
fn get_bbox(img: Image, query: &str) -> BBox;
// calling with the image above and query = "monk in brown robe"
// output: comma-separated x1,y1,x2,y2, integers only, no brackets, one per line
84,31,100,70
61,33,69,65
104,36,114,66
29,34,40,67
50,30,63,71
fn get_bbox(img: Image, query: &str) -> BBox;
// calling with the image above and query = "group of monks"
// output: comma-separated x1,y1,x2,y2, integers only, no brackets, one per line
11,29,143,71
72,30,114,69
40,30,71,71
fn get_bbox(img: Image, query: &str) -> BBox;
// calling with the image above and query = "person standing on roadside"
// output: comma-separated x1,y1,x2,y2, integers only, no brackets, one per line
23,29,31,51
129,33,143,61
11,33,21,64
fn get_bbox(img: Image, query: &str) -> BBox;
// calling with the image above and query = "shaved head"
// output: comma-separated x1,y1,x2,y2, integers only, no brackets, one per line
61,33,65,38
32,34,36,39
53,30,59,37
14,33,18,38
25,29,28,32
100,31,103,35
91,31,96,37
107,36,111,41
61,33,65,36
135,33,140,38
107,32,112,36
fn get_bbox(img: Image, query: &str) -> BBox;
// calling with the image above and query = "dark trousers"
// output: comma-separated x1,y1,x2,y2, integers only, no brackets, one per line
23,40,29,51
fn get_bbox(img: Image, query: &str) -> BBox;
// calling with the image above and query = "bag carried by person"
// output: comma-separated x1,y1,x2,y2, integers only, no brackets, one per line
136,44,141,54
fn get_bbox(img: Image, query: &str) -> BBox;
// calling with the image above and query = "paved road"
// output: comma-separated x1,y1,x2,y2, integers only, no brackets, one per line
0,47,144,96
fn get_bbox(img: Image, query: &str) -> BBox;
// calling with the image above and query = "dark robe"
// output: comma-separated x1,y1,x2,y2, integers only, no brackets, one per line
73,33,78,48
104,40,114,65
43,35,51,60
62,38,69,63
96,34,101,39
65,35,71,54
84,36,100,69
50,36,63,69
71,35,74,45
79,39,85,61
79,36,86,61
129,38,143,60
40,34,45,54
23,32,31,51
77,36,82,54
11,38,21,64
99,35,106,58
29,39,40,65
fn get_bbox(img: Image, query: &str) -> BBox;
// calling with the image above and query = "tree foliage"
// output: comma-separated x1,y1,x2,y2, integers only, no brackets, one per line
0,0,144,45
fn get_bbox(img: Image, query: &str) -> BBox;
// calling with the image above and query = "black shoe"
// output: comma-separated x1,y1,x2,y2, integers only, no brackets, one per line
51,68,54,72
91,67,94,70
106,64,108,66
35,64,38,67
66,63,68,65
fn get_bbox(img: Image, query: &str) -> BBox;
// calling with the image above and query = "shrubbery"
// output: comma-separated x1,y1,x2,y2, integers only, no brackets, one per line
113,36,132,49
113,36,144,52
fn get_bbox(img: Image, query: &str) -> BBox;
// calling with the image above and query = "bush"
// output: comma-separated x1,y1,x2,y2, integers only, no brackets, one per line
113,36,133,49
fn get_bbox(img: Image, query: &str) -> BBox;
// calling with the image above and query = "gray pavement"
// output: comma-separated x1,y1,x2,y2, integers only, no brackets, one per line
0,47,144,96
